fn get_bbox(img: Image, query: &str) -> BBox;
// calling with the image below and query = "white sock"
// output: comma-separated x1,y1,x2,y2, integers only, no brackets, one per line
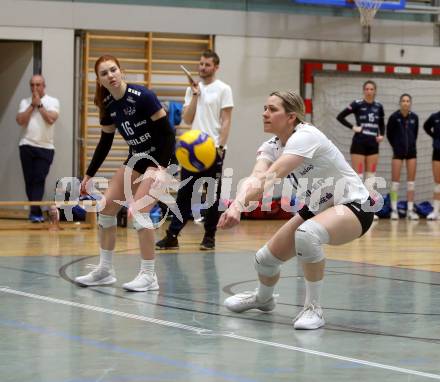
140,259,155,274
434,200,440,214
99,248,113,269
304,279,323,306
391,201,398,211
257,283,275,303
408,201,414,211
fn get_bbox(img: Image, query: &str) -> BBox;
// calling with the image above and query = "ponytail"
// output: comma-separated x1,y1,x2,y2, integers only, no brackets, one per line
94,82,110,121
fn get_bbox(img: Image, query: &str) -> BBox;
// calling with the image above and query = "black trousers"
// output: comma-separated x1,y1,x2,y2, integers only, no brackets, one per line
19,145,54,216
168,150,225,237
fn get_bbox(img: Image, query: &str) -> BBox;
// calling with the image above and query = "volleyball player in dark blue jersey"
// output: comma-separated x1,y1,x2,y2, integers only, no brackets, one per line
423,111,440,220
337,80,385,180
75,55,175,291
386,94,419,220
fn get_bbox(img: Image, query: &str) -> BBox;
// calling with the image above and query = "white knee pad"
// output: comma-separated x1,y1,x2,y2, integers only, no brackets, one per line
254,245,283,277
407,181,415,192
435,183,440,193
391,182,400,192
98,214,117,229
295,220,329,263
132,212,152,231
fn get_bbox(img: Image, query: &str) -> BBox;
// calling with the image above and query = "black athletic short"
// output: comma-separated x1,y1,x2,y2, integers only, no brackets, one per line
297,198,374,237
433,149,440,162
350,141,379,156
344,198,375,236
297,205,315,221
393,151,417,160
124,153,158,174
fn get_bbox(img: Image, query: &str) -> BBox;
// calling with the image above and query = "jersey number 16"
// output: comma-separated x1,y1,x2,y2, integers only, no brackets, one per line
121,121,134,136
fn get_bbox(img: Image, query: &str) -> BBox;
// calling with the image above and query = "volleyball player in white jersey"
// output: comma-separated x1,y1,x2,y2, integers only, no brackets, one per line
218,91,374,330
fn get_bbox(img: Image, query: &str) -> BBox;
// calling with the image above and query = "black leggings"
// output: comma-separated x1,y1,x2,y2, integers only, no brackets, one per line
168,150,225,237
19,145,54,216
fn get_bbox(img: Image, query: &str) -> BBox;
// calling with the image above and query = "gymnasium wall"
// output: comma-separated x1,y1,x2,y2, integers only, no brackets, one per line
0,42,34,202
217,36,440,195
1,0,440,200
0,0,435,45
0,26,75,203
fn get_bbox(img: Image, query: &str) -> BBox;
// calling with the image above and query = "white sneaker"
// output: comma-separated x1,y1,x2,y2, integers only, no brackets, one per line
194,216,205,225
390,211,399,220
122,271,159,292
224,291,276,313
293,303,325,330
75,266,116,286
407,210,419,220
427,211,438,221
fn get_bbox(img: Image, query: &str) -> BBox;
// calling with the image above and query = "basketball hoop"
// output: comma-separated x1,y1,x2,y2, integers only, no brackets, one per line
352,0,384,26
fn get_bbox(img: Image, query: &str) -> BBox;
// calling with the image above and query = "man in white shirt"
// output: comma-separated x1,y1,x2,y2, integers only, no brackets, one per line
156,50,234,250
16,75,60,222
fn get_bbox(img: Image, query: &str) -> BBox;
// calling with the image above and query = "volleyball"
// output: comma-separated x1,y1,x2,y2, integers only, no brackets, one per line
175,130,216,172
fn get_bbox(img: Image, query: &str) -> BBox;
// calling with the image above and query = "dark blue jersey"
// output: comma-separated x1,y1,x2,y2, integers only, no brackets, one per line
386,110,418,156
337,99,385,144
423,112,440,150
100,84,163,156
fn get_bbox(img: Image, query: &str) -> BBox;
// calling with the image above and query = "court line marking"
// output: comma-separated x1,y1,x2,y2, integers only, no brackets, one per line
0,318,254,382
1,286,440,380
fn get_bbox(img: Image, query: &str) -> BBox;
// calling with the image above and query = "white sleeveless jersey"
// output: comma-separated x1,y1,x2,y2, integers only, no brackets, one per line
256,123,369,213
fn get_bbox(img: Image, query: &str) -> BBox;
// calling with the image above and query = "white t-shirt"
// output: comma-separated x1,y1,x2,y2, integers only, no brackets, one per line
18,94,60,149
184,79,233,146
257,123,369,213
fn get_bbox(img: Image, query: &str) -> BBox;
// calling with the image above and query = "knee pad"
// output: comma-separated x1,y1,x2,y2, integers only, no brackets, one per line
435,183,440,193
295,220,329,263
254,245,283,277
132,212,152,231
98,214,117,229
407,181,415,192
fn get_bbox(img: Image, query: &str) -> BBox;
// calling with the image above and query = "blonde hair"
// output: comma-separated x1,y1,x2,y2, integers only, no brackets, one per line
270,90,305,124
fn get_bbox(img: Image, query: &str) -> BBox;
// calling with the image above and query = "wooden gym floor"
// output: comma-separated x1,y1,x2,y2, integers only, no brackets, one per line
0,218,439,381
